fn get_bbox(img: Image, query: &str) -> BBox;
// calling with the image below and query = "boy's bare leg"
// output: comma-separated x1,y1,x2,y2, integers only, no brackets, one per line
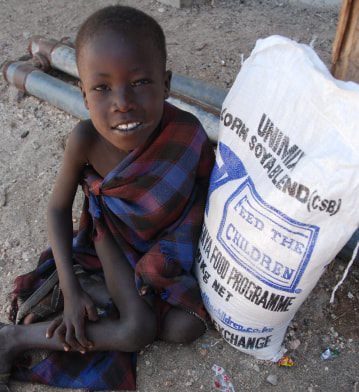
96,229,206,345
0,228,158,378
0,312,152,377
0,251,157,375
23,274,112,325
49,227,158,353
92,227,158,341
0,228,205,378
159,308,206,344
0,303,206,379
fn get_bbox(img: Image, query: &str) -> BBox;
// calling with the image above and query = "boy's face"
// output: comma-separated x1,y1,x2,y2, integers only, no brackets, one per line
78,29,171,153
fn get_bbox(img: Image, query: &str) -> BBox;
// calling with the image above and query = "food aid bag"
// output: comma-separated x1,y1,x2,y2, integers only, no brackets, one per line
195,36,359,361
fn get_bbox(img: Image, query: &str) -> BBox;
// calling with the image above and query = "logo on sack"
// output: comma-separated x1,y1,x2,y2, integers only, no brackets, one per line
217,175,319,293
201,290,274,333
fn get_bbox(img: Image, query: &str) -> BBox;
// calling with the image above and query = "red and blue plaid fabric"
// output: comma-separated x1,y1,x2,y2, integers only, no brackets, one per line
80,101,215,317
13,350,136,390
9,102,214,390
10,245,137,391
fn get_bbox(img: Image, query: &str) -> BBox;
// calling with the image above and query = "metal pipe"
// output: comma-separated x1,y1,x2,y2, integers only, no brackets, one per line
170,72,227,114
28,36,228,114
29,36,79,79
2,59,219,142
3,60,90,120
167,96,219,142
26,36,223,140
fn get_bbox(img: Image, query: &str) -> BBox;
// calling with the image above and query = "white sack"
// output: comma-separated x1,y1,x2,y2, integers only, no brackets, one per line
195,36,359,361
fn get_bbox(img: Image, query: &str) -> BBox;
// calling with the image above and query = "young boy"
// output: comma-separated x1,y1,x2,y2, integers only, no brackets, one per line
0,5,214,391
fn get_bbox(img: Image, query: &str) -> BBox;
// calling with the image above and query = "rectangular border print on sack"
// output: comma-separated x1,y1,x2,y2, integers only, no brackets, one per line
217,177,319,293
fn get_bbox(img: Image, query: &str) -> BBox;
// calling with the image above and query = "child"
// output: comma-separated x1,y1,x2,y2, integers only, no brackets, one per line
0,5,215,391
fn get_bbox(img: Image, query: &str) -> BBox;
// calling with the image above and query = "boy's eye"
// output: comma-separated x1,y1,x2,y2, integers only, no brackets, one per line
94,84,109,91
131,79,150,87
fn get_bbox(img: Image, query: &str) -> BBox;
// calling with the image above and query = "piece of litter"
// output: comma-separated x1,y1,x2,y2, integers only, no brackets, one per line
210,339,222,347
278,356,294,367
212,364,235,392
320,347,339,360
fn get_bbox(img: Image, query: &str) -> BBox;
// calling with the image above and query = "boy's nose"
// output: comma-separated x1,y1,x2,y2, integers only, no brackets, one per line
112,86,135,112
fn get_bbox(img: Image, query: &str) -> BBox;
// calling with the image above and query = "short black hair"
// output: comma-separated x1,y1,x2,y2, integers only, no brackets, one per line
75,5,167,68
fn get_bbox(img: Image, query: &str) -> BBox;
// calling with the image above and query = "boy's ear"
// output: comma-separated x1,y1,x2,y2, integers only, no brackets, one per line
78,81,89,110
164,70,172,100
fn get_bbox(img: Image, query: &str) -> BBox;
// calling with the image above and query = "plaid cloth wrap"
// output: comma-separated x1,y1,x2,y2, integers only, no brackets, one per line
8,102,214,391
10,247,137,391
12,350,137,391
79,101,215,319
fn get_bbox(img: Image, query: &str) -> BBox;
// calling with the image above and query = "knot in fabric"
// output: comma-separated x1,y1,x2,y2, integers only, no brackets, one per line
89,178,103,196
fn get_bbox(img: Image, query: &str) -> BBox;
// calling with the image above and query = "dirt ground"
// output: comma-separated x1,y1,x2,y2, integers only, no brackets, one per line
1,0,358,391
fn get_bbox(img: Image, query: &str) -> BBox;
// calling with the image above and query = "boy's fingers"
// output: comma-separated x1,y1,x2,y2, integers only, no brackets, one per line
55,322,68,344
63,343,72,352
76,334,93,350
86,304,99,322
74,329,87,347
72,317,93,351
46,318,62,338
65,325,86,353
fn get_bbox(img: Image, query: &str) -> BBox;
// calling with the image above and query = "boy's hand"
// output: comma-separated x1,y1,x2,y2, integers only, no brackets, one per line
46,288,98,353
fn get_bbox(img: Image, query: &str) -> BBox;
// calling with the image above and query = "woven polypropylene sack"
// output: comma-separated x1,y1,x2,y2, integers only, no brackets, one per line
195,36,359,361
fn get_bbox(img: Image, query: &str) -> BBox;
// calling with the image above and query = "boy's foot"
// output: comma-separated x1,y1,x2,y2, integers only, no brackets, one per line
77,273,111,308
22,273,112,324
20,267,111,325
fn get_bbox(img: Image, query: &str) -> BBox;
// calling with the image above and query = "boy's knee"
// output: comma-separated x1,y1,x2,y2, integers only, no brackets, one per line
132,315,157,348
114,310,157,351
160,309,206,344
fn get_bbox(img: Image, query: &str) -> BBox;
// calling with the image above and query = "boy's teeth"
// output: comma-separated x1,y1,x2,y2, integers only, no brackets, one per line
115,122,140,131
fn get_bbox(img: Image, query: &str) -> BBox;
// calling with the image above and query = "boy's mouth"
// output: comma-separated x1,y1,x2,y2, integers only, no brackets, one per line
112,122,141,132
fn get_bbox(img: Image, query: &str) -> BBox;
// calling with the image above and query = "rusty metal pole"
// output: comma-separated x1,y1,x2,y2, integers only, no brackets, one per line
2,58,220,142
3,60,90,120
28,36,228,115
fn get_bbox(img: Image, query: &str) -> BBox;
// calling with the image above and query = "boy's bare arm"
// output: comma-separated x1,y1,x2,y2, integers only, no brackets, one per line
46,121,98,352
